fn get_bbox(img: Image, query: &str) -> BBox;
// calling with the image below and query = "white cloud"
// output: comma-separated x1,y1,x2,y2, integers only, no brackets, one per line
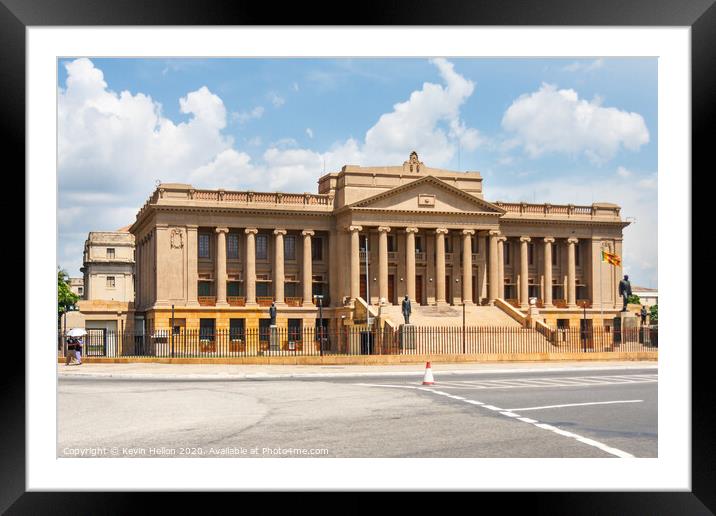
292,82,299,92
562,58,604,72
232,105,264,124
501,83,650,164
617,166,632,178
268,92,285,108
306,128,314,139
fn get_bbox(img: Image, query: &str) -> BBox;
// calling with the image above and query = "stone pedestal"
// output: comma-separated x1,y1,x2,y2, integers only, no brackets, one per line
613,312,638,345
400,324,416,350
269,325,280,353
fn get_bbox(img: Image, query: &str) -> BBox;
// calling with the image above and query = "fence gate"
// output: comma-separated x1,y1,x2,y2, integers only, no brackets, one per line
86,328,107,356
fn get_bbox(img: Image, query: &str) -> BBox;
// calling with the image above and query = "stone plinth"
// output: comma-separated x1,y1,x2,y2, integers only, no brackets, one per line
400,324,416,350
269,325,280,352
613,312,638,345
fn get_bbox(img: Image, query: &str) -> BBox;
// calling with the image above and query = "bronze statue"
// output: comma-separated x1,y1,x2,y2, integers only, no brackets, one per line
401,295,412,324
618,275,632,312
269,302,277,326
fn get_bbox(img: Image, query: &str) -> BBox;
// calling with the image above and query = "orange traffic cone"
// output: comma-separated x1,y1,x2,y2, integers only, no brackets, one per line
422,361,435,385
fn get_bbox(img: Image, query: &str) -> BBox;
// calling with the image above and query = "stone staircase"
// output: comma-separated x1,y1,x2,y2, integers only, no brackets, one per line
376,304,523,328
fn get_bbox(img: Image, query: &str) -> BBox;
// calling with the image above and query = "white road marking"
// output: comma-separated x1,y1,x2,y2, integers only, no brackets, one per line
409,374,658,390
508,400,644,411
356,382,637,458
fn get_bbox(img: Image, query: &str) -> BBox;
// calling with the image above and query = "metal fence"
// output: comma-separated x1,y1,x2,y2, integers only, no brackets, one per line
58,325,657,358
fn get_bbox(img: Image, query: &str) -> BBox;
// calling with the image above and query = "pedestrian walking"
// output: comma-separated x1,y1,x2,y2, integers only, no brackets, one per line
65,336,78,365
74,336,83,365
640,305,648,325
65,328,87,366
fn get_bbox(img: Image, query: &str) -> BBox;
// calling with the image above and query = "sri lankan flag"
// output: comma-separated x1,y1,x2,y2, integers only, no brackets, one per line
602,250,621,266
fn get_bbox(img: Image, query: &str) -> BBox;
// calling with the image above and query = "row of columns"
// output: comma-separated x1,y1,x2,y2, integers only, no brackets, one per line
348,226,581,308
212,227,316,307
349,226,481,306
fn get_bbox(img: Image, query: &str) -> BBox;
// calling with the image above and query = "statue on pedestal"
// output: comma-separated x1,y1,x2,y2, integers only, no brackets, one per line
269,301,277,326
401,295,412,325
618,275,632,312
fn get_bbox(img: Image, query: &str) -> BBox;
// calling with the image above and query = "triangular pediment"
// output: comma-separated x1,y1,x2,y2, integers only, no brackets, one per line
349,176,505,214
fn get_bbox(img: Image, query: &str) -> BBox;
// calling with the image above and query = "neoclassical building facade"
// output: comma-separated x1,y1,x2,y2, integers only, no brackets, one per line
129,152,628,334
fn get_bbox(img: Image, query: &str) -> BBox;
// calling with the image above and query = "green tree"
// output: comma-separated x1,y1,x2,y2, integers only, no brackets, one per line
627,294,641,305
58,268,79,317
649,304,658,325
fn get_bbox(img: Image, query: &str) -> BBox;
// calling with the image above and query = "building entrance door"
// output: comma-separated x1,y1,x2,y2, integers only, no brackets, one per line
445,275,452,304
388,275,395,304
415,275,423,305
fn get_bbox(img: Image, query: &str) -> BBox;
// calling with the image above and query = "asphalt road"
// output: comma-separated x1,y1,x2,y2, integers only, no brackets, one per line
58,367,657,458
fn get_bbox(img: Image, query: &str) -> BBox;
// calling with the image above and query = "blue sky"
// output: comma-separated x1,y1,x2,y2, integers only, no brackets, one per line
57,57,657,287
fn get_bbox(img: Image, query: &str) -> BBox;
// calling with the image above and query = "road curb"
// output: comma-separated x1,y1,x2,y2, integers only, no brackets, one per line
58,362,657,381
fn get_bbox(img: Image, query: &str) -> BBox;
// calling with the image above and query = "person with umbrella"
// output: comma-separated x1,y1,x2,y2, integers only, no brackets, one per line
65,328,86,365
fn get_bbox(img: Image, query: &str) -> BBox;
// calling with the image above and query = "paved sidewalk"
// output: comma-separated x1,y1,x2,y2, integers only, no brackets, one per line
58,360,657,380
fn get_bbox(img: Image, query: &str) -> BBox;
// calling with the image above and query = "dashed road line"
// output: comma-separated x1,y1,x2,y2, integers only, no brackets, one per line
356,382,636,458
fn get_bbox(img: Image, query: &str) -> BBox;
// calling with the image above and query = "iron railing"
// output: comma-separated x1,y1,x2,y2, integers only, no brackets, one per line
58,325,657,358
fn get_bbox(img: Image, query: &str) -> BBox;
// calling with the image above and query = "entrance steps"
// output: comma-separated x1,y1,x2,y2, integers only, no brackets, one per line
376,304,523,327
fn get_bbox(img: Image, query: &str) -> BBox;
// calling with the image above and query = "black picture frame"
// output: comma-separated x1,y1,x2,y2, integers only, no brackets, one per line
6,0,707,511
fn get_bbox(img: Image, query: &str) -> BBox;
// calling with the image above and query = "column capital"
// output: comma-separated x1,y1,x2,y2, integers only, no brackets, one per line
462,229,476,236
301,230,315,237
377,226,391,233
435,228,449,235
273,229,287,236
497,236,507,243
567,237,579,244
520,236,531,243
185,224,199,230
405,227,420,234
245,228,258,235
347,225,363,233
543,236,555,244
488,230,501,237
215,227,229,234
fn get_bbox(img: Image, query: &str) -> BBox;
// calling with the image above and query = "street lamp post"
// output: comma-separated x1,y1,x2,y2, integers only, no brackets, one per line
314,294,324,356
581,300,588,352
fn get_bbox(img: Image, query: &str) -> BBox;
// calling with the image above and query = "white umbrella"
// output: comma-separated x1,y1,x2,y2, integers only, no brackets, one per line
66,328,87,337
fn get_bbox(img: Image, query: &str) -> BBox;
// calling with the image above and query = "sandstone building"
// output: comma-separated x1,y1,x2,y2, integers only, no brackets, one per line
129,152,628,337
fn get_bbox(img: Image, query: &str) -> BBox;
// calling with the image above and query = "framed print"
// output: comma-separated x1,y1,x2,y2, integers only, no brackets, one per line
6,0,709,511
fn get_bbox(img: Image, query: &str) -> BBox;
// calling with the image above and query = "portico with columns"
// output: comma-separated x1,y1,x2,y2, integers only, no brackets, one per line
129,152,629,337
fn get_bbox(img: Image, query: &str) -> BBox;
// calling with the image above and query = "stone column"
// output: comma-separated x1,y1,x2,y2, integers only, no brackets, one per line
519,236,531,309
302,230,315,306
405,227,419,303
488,230,500,304
273,229,286,305
215,227,229,306
186,226,199,307
348,225,362,301
462,230,475,305
567,237,578,308
543,237,555,307
435,228,449,306
377,226,391,304
244,228,258,306
497,236,506,300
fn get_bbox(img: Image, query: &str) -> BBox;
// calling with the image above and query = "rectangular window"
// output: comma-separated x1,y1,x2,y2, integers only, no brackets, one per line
504,242,511,266
198,281,212,297
387,235,397,253
256,281,271,297
229,318,245,341
312,236,323,261
199,318,215,341
575,243,581,266
528,243,535,265
288,319,302,341
256,234,268,260
106,248,115,259
259,319,271,342
471,237,479,254
284,235,296,260
415,236,423,253
198,233,211,258
552,243,558,266
444,237,452,253
227,233,239,259
227,281,241,297
106,276,115,288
